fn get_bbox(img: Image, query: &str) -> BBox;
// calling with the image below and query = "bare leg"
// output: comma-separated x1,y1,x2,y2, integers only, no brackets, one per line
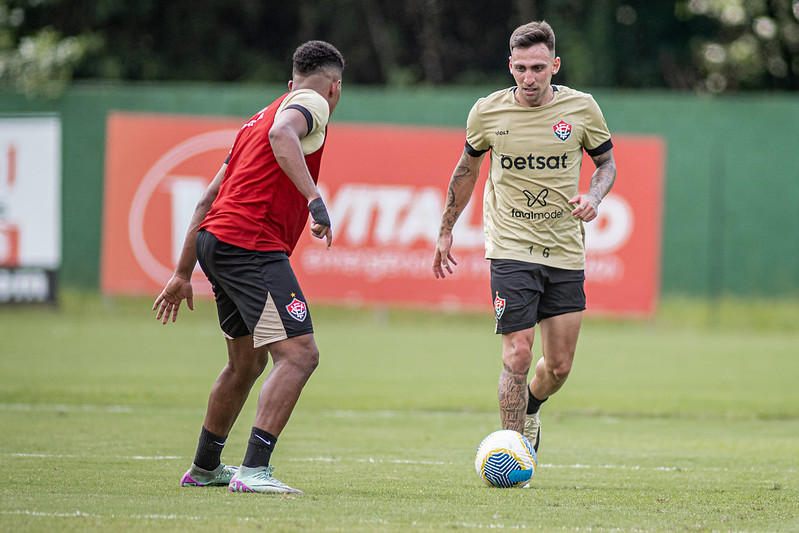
528,311,582,400
253,333,319,436
499,327,535,433
203,335,269,436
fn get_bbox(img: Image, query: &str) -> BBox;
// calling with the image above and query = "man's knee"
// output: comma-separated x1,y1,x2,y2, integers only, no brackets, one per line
273,335,319,377
297,343,320,376
541,354,572,383
225,337,269,380
502,333,534,373
551,360,572,382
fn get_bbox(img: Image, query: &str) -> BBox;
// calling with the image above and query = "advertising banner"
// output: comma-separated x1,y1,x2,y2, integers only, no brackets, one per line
102,112,664,316
0,115,61,304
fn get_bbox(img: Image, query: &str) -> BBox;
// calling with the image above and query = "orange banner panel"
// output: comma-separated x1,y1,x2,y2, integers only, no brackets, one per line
102,113,241,294
102,112,664,317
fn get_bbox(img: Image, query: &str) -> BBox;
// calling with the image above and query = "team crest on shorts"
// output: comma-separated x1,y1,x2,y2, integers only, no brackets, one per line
286,297,308,322
494,293,506,320
553,120,572,141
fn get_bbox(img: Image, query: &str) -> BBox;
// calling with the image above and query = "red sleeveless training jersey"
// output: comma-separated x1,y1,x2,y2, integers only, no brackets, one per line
200,92,326,255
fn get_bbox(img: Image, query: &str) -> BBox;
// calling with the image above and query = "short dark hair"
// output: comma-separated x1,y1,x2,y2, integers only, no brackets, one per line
292,40,345,75
509,21,556,55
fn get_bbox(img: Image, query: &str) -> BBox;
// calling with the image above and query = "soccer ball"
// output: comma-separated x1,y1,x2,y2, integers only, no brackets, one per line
474,430,537,488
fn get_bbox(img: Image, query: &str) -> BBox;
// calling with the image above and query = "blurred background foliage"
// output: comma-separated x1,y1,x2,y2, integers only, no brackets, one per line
1,0,798,97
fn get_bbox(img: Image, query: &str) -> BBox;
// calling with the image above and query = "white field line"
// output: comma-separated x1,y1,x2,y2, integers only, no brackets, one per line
1,451,701,472
9,453,183,460
4,402,795,424
0,510,551,529
0,403,489,418
9,451,796,473
0,402,201,415
0,403,135,412
0,509,266,523
4,403,796,475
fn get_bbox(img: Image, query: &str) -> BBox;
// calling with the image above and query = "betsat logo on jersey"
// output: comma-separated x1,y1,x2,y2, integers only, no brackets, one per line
500,153,568,170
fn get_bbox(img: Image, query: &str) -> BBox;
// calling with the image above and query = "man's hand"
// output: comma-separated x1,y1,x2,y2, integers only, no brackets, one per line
569,195,599,222
432,232,458,279
153,274,194,325
573,150,615,223
309,197,333,248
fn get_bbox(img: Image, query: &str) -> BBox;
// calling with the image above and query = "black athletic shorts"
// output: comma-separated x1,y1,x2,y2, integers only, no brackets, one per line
196,229,314,347
490,259,586,335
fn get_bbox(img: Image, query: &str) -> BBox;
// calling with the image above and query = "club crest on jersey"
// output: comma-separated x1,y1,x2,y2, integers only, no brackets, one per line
553,120,572,141
494,293,506,320
286,297,308,322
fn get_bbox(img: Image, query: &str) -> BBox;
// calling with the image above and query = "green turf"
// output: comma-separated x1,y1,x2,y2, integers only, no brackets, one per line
1,292,797,531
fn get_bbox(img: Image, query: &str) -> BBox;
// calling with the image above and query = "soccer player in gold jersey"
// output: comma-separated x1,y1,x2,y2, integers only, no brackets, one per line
433,21,616,455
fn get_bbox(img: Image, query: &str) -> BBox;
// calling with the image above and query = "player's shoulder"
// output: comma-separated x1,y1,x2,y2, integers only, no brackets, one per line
472,87,516,113
552,85,601,106
280,88,330,125
282,88,327,108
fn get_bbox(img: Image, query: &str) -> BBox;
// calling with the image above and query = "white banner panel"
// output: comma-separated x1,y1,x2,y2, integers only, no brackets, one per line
0,115,61,268
0,115,61,303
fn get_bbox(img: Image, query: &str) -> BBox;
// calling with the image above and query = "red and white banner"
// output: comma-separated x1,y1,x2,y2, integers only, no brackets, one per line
102,112,664,316
0,115,61,304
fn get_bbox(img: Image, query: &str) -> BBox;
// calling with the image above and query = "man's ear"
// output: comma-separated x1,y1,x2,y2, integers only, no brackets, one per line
552,57,561,75
288,80,294,91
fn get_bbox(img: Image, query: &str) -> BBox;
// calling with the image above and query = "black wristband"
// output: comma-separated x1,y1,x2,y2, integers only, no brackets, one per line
308,197,331,227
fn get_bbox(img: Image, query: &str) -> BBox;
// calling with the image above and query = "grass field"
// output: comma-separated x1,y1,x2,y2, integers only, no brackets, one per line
1,292,797,532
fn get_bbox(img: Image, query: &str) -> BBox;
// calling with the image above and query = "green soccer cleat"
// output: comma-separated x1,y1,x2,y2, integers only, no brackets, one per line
523,411,541,453
180,463,238,487
228,465,303,495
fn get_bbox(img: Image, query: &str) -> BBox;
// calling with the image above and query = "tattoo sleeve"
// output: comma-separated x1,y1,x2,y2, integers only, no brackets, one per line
439,150,481,234
586,150,617,206
498,364,528,433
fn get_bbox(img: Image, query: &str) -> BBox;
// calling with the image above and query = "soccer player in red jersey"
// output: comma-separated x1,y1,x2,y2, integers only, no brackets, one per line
153,40,344,495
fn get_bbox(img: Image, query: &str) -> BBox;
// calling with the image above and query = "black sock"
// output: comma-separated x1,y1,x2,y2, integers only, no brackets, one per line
193,426,227,471
527,388,548,415
242,427,278,468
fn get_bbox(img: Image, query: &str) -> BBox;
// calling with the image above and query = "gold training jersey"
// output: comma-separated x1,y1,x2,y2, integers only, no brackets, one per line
466,85,612,270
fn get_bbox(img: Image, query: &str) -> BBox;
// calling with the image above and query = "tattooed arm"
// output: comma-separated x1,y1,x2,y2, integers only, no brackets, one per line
570,149,617,223
432,148,484,279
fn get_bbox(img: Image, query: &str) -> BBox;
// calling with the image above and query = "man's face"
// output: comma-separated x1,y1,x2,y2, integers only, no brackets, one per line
509,43,561,107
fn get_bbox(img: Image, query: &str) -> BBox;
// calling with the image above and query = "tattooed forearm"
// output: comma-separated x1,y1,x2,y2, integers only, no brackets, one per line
587,150,616,205
440,208,460,233
441,186,460,231
446,185,457,208
440,183,463,231
450,157,472,192
498,364,528,433
439,150,481,234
